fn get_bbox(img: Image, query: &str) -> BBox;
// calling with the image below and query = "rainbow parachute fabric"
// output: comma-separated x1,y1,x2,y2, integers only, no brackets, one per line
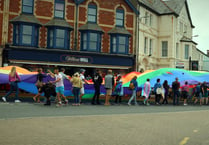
1,66,209,98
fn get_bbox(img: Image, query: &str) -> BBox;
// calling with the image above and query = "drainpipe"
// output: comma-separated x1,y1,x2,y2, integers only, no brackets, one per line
135,4,140,72
74,3,79,50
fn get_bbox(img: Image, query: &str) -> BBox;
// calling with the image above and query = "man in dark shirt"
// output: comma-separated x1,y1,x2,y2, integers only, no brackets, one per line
172,77,180,105
92,70,103,105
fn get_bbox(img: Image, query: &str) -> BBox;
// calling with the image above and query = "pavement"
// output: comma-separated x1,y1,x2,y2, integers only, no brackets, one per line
0,102,209,145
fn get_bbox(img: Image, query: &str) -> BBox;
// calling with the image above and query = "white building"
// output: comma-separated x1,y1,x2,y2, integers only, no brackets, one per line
136,0,204,71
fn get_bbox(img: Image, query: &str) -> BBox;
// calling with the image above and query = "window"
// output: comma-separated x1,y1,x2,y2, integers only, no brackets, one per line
180,22,183,33
185,44,189,59
144,37,148,54
111,35,129,54
149,39,153,55
88,4,97,23
47,28,69,49
176,43,179,58
54,0,65,18
13,24,39,47
149,14,153,26
184,24,187,35
116,8,124,27
22,0,34,14
145,12,149,25
162,41,168,57
81,32,101,52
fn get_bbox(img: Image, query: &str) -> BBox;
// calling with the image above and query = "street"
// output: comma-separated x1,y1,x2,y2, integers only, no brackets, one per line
0,103,209,145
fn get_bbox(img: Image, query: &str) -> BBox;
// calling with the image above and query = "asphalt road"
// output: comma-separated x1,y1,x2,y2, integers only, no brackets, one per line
0,102,209,145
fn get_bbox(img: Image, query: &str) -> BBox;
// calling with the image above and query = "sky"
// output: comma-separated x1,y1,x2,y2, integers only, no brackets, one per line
187,0,209,54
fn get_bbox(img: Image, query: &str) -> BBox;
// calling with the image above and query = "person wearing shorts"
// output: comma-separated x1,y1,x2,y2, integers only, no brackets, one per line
79,69,88,103
181,81,189,106
48,68,68,106
104,70,114,106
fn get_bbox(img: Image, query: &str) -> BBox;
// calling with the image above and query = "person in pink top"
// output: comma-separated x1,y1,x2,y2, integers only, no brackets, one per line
181,81,189,105
143,79,151,105
2,66,21,103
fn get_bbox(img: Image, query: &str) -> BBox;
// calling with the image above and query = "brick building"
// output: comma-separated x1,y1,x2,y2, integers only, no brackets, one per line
0,0,138,74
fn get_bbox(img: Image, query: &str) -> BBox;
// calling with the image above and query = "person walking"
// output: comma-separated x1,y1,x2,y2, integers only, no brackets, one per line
181,81,189,105
59,68,71,81
154,78,162,105
71,72,83,106
162,80,169,104
201,81,208,105
172,77,180,105
91,70,103,105
33,68,47,103
194,82,202,105
79,69,88,103
2,66,21,103
104,70,114,106
143,79,151,105
114,75,123,104
48,68,68,107
128,76,138,106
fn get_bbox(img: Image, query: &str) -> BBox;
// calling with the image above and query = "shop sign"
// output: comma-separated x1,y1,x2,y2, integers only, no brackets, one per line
60,55,93,64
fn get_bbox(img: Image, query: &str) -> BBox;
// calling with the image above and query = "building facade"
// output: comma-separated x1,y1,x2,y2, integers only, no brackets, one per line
136,0,204,71
0,0,138,74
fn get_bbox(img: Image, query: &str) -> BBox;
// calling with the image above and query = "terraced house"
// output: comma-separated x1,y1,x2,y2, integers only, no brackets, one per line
0,0,139,74
136,0,204,71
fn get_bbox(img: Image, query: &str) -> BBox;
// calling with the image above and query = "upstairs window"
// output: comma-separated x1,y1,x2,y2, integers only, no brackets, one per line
13,23,39,47
144,37,148,54
47,28,69,49
149,39,153,55
185,44,189,59
111,35,129,54
54,0,65,18
162,41,168,57
88,4,97,23
81,31,101,52
22,0,34,14
116,8,124,27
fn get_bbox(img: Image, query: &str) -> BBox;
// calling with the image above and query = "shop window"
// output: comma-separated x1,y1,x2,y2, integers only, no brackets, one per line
13,23,39,47
22,0,34,14
54,0,65,18
111,35,129,54
47,28,69,49
116,8,124,27
88,4,97,23
81,31,101,52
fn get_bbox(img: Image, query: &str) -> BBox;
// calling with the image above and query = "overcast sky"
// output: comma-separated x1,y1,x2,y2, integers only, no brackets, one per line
187,0,209,53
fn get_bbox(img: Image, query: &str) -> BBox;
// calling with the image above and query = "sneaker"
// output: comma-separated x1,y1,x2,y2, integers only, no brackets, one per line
146,103,150,106
2,97,7,102
15,100,21,103
127,103,131,106
64,100,68,105
56,102,62,107
184,103,188,106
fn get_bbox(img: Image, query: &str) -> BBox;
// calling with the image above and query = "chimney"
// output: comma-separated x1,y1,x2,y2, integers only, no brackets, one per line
207,50,209,56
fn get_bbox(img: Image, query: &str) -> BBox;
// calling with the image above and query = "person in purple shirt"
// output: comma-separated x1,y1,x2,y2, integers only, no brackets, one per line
2,66,21,103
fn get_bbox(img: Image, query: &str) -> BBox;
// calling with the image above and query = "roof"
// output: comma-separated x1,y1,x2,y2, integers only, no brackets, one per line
108,27,131,36
138,0,194,28
180,36,197,45
74,0,139,15
10,14,42,25
79,23,104,32
44,18,73,29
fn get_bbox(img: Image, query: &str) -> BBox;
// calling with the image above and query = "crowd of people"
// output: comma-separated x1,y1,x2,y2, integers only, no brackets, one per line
1,67,209,107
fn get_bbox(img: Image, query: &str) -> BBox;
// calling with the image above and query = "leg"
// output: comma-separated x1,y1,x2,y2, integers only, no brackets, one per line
4,82,15,99
134,91,137,105
173,91,176,105
119,96,122,104
128,90,135,105
91,87,96,104
14,82,19,100
115,95,119,103
206,97,208,105
176,91,180,105
96,87,101,104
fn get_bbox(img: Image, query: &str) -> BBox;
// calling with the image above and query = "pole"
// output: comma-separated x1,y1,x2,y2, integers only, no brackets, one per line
74,3,78,50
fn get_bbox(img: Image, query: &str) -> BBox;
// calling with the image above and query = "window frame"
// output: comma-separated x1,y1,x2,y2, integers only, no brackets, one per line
22,0,34,14
162,41,168,57
80,31,101,52
144,37,148,54
110,34,129,54
149,39,153,55
116,8,124,27
47,27,70,49
87,4,97,23
184,44,189,59
54,0,65,19
13,23,39,47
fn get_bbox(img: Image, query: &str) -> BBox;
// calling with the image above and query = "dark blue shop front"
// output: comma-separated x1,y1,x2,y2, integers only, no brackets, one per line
4,47,135,70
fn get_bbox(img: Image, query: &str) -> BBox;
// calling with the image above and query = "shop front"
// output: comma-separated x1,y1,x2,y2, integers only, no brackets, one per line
3,46,135,76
